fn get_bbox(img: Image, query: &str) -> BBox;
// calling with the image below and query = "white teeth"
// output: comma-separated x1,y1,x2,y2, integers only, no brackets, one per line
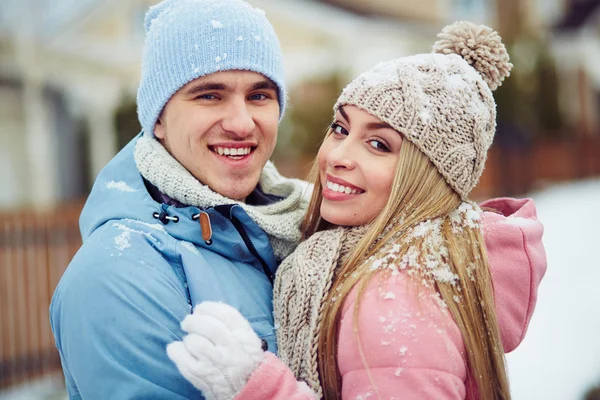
214,147,252,157
326,180,360,194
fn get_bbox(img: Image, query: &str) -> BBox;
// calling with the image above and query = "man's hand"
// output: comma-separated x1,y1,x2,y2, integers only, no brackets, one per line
167,302,265,400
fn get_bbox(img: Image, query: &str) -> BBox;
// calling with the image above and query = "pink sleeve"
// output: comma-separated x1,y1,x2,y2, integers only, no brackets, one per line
480,197,547,352
234,352,317,400
336,274,468,400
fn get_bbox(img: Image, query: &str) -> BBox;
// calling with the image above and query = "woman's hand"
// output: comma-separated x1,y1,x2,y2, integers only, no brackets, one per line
167,302,265,400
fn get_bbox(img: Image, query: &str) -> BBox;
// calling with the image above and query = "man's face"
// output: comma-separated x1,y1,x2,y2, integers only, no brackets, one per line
154,70,280,201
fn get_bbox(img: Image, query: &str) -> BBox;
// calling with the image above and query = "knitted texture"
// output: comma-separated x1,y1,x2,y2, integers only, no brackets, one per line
334,21,512,199
433,21,513,91
137,0,286,137
134,135,308,261
273,226,368,397
167,302,265,400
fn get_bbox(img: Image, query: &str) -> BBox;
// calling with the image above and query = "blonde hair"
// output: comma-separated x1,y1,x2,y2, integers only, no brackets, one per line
303,138,510,399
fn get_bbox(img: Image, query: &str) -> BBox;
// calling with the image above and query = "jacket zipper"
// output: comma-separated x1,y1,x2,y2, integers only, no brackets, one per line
216,207,274,286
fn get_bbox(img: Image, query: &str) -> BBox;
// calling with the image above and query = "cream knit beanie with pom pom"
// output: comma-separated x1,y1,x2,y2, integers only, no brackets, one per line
334,21,512,199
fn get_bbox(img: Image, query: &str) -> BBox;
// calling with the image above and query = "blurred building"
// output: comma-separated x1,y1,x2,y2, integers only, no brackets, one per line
0,0,597,210
0,0,449,209
552,0,600,137
0,0,151,209
322,0,492,23
497,0,600,137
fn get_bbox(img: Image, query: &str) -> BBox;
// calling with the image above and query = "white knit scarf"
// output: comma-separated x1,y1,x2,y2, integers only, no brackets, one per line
134,135,309,261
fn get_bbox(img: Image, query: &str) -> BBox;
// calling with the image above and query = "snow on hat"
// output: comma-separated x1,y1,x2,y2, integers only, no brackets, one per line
137,0,286,137
334,21,513,199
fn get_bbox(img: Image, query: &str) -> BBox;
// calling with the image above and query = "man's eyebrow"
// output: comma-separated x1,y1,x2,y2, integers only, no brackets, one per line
184,82,227,96
250,80,278,92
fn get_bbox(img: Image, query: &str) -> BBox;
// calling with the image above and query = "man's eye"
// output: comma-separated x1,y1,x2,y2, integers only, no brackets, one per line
330,123,348,136
369,139,390,152
249,94,268,101
197,94,216,100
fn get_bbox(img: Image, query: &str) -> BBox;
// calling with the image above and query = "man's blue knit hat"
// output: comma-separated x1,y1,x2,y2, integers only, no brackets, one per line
137,0,286,137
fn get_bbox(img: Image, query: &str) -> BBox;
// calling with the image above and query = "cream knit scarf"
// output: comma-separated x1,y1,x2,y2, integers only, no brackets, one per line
134,135,309,261
274,225,368,398
273,204,484,397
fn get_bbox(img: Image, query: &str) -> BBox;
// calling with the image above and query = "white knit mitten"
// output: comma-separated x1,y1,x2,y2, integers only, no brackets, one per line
167,302,265,400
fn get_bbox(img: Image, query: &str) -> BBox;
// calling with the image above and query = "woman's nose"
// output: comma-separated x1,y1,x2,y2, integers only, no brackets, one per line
326,139,356,170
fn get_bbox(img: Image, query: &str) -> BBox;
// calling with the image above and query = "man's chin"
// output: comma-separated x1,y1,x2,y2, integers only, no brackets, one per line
211,183,256,203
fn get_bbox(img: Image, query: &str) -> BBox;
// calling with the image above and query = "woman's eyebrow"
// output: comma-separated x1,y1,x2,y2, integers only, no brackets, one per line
338,106,350,124
366,122,394,130
338,107,395,131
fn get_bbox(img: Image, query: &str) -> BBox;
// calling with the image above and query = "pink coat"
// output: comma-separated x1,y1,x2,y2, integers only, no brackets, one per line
235,198,547,399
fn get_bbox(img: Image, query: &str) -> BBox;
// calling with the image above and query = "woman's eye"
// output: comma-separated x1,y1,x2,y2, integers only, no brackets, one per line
369,139,390,152
330,123,348,136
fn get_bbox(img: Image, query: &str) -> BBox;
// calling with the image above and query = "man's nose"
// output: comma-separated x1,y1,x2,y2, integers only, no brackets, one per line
221,100,255,138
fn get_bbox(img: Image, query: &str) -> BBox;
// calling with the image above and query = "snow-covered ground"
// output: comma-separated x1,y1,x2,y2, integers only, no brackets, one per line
507,178,600,400
1,178,599,400
0,375,66,400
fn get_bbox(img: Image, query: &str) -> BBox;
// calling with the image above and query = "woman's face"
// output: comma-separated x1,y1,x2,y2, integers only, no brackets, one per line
318,105,403,226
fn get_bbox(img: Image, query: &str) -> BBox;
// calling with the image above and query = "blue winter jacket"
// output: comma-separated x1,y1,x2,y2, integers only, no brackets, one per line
50,136,285,399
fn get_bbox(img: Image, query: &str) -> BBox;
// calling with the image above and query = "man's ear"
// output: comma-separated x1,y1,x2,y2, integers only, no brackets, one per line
154,115,166,139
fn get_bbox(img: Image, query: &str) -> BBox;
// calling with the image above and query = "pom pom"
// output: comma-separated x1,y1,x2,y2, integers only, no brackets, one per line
432,21,512,91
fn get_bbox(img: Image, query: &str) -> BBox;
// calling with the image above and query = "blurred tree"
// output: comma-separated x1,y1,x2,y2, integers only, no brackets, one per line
494,39,565,140
534,47,563,137
115,99,140,151
279,73,345,157
493,0,565,140
492,36,567,195
78,115,93,194
494,46,533,129
273,73,346,178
